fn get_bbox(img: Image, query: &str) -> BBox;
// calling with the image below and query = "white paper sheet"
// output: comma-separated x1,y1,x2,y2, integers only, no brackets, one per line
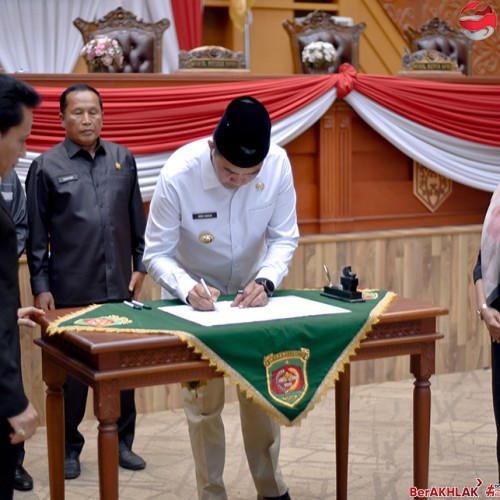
158,295,350,327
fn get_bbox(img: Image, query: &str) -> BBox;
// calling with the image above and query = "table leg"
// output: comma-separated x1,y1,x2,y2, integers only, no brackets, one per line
42,353,66,500
335,363,351,500
94,380,120,500
410,343,435,500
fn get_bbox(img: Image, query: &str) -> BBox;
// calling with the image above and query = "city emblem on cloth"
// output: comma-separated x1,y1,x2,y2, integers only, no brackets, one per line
74,315,132,327
264,348,310,408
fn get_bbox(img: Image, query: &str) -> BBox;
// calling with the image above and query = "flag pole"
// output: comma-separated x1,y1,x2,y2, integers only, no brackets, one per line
244,9,251,69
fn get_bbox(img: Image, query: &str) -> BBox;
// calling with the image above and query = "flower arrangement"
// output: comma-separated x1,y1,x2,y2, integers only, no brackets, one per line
301,41,336,72
80,35,124,71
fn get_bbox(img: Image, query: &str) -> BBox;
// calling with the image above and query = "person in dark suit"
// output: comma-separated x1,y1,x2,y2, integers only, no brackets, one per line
0,170,34,491
26,83,147,480
0,74,44,500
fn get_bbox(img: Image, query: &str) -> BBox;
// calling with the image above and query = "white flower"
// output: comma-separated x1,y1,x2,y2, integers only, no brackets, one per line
80,35,124,70
301,41,336,70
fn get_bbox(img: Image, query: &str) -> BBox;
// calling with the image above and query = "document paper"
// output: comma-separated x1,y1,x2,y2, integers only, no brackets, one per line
158,295,350,327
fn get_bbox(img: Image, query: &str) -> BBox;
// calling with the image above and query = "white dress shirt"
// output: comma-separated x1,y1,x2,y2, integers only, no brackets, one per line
144,138,299,301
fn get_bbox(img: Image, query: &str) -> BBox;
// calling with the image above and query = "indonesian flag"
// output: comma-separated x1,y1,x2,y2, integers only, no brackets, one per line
229,0,255,32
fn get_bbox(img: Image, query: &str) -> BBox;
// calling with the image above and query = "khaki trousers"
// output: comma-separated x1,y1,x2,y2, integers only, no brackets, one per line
183,378,288,500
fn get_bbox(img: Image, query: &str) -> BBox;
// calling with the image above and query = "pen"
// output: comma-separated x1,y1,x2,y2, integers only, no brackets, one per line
131,299,152,310
200,278,216,310
123,300,141,310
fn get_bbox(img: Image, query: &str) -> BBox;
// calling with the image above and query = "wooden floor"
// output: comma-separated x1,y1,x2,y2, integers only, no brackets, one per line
17,224,487,420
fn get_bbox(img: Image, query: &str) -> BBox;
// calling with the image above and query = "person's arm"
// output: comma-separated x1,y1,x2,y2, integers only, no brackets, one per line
127,153,147,275
252,152,299,287
143,166,199,303
9,172,28,257
25,158,54,306
473,251,500,342
126,153,148,298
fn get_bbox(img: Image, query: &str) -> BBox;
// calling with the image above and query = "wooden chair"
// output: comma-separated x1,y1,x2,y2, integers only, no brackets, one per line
404,18,473,75
178,45,246,70
282,10,366,74
74,7,170,73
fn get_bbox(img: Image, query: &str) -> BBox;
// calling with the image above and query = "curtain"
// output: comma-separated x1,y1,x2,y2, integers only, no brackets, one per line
0,0,100,73
0,0,180,74
171,0,203,50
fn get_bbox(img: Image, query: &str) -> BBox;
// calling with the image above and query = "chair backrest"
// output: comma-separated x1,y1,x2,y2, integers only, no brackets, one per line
178,45,246,70
404,18,473,75
282,10,366,74
74,7,170,73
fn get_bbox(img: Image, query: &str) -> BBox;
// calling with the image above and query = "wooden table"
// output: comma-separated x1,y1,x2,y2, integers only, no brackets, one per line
35,297,447,500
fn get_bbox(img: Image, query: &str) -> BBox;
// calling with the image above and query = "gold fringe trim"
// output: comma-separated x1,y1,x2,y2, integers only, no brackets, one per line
47,303,184,337
47,304,102,335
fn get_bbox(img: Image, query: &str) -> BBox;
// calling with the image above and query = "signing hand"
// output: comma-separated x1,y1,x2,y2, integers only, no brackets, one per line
187,282,220,311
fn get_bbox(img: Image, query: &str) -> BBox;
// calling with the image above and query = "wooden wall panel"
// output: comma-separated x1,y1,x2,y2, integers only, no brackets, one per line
285,101,492,234
18,225,490,422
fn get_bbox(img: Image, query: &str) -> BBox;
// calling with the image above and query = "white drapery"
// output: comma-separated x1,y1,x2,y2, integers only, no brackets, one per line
344,91,500,193
0,0,179,74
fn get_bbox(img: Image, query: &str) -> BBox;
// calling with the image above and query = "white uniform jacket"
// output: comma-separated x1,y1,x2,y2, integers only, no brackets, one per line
144,139,299,301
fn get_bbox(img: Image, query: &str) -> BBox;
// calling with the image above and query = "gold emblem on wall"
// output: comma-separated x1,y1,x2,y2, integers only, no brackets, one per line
413,161,452,212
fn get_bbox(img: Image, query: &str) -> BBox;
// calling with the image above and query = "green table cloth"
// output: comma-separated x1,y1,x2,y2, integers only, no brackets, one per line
47,289,396,425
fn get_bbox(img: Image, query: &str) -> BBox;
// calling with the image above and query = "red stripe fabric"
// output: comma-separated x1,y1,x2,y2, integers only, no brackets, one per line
27,64,500,154
29,75,339,154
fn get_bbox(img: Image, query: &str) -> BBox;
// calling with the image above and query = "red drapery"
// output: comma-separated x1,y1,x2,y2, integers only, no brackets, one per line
355,74,500,147
29,75,340,154
27,65,500,155
170,0,203,51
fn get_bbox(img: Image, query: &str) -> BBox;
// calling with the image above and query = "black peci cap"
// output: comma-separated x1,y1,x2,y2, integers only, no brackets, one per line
213,96,271,168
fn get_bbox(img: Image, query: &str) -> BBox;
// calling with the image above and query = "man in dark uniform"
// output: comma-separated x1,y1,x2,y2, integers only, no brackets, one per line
0,74,42,500
0,170,34,491
26,83,147,480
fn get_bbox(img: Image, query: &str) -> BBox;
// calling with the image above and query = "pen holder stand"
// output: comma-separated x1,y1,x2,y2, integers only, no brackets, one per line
321,286,364,302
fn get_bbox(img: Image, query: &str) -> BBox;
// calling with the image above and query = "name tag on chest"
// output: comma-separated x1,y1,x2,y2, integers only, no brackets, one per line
193,212,217,220
58,174,79,184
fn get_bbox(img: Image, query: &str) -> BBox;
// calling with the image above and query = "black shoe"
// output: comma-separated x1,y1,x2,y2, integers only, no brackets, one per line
64,453,81,480
257,493,291,500
13,465,33,491
119,449,146,470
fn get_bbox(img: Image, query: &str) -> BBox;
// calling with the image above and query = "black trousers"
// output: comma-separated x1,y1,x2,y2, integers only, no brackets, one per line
492,340,500,482
14,441,25,466
64,374,136,457
0,419,19,500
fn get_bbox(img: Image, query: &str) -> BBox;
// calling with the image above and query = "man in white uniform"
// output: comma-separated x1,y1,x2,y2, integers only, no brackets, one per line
144,96,299,500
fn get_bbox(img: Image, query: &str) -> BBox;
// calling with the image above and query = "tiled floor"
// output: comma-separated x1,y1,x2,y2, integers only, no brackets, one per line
15,369,499,499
